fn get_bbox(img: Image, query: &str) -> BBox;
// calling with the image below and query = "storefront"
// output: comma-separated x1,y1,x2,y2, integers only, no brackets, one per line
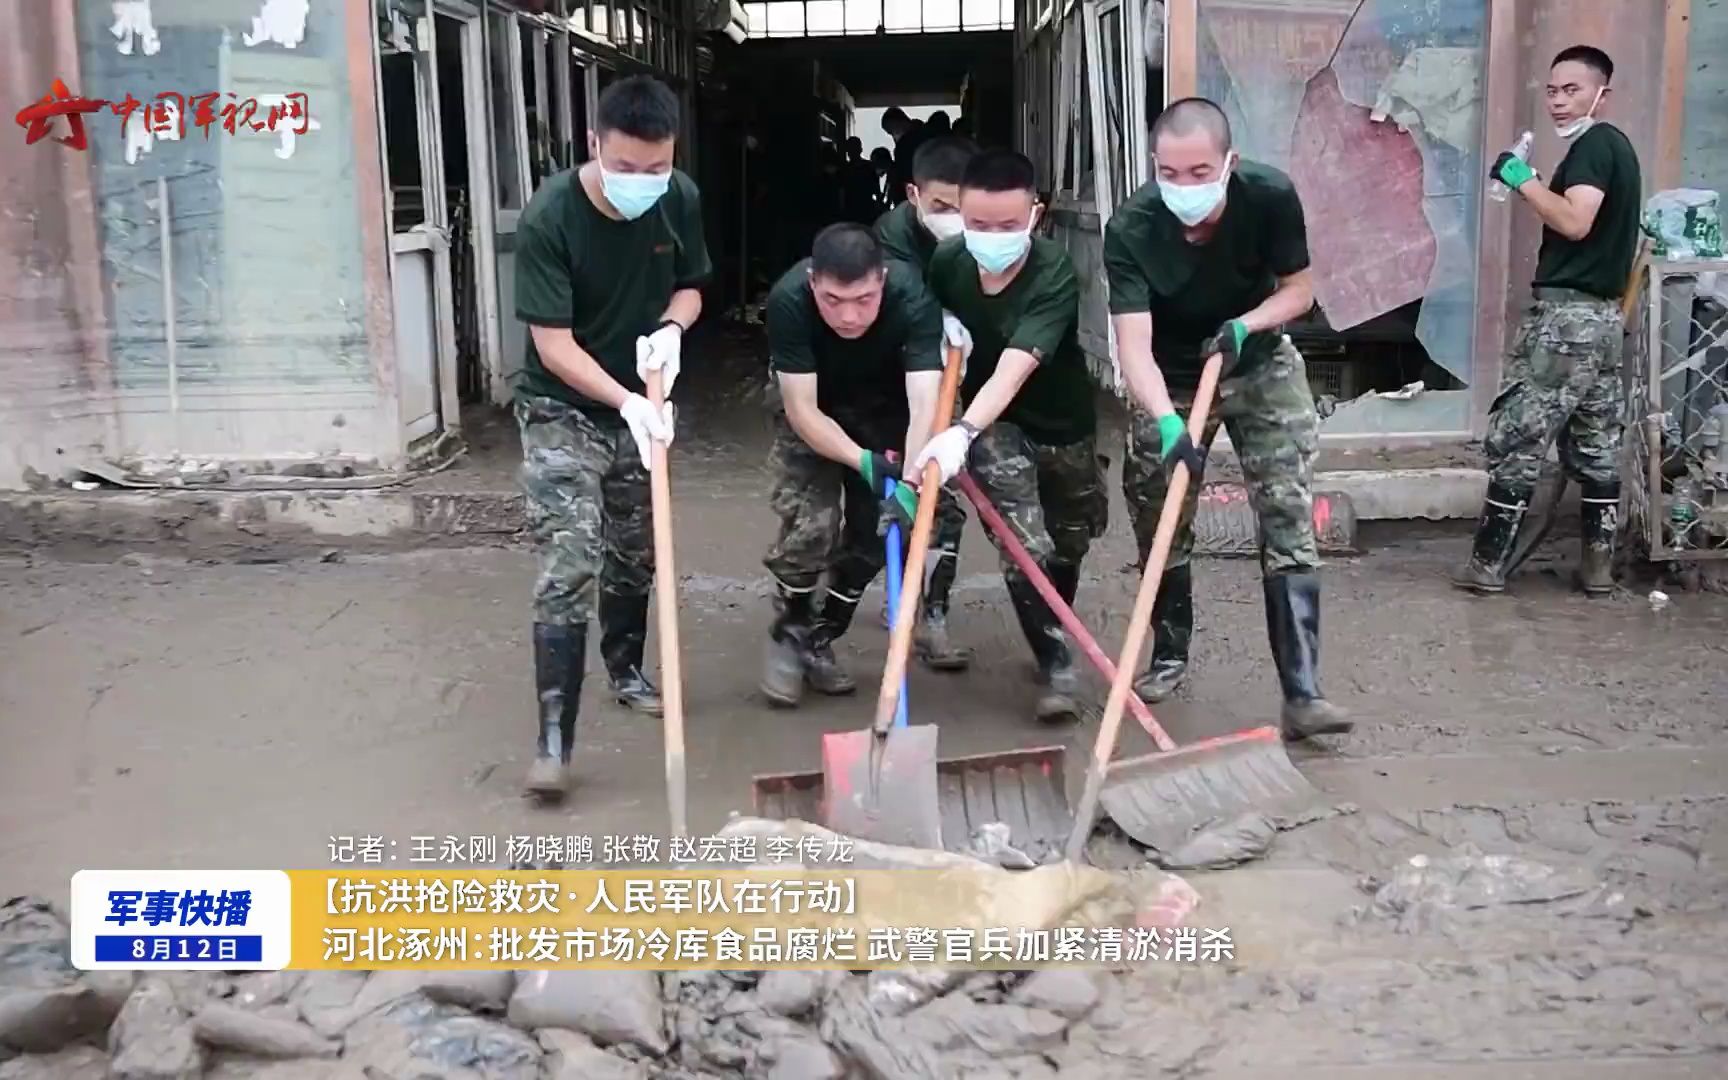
1031,0,1696,449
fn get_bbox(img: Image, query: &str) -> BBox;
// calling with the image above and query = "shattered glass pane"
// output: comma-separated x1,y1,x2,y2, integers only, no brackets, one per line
1196,0,1484,433
1332,0,1487,389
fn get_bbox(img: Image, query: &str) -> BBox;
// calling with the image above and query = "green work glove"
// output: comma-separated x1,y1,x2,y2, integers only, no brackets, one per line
879,483,919,536
1491,151,1537,193
1200,318,1251,376
859,450,902,489
1156,412,1207,480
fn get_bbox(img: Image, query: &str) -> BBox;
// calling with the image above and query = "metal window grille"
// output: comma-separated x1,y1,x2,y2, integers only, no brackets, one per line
1624,259,1728,562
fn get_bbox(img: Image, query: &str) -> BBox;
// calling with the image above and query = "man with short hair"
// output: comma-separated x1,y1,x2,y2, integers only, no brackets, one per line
760,224,945,705
912,150,1106,724
875,135,982,671
1104,96,1351,742
882,107,928,208
1458,45,1641,597
512,75,711,800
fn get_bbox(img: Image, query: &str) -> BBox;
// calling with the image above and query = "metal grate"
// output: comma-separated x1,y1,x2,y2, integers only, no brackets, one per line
1624,259,1728,562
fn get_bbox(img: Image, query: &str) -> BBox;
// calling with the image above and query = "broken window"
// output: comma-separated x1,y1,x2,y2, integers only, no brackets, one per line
1197,0,1487,434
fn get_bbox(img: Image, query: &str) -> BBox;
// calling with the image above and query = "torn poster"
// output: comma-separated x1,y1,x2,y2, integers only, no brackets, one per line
111,1,161,57
244,0,310,50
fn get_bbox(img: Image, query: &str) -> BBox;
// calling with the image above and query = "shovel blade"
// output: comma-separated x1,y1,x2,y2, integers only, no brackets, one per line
820,725,942,849
1098,726,1325,854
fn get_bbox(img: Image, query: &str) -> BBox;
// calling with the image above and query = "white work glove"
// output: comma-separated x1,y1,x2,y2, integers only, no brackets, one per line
619,392,675,470
636,323,682,395
941,311,973,374
911,422,978,486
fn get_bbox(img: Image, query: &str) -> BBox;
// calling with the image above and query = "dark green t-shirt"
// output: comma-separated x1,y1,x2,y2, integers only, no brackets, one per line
1533,123,1642,299
513,167,712,410
1104,161,1309,385
927,236,1095,446
874,201,937,275
766,258,944,421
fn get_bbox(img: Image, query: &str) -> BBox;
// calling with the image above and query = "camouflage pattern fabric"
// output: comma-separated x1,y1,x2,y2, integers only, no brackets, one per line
1123,335,1320,576
1484,289,1625,494
763,409,905,595
967,421,1108,579
516,395,654,627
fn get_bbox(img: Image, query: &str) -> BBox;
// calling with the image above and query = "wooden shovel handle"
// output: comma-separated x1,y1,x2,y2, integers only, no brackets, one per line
646,368,686,838
872,344,967,734
1063,352,1224,862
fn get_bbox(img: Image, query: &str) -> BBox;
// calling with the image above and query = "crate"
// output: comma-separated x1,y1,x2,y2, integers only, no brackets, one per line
1304,356,1364,401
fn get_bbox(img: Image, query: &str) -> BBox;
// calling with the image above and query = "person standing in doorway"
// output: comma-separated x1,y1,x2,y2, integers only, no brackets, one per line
1456,45,1641,597
1103,97,1351,742
913,150,1107,724
875,135,982,671
841,135,882,224
511,75,711,801
759,225,945,705
882,107,928,208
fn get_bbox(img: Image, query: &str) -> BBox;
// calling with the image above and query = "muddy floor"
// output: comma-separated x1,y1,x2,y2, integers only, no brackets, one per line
5,326,1728,1075
5,522,1728,1074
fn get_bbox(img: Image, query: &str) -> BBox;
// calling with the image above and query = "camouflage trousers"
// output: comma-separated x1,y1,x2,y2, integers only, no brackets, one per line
1123,336,1320,576
1484,289,1625,494
517,395,654,627
967,422,1108,580
763,410,903,598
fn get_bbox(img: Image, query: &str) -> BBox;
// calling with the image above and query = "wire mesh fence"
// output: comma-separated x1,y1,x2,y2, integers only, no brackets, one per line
1624,259,1728,562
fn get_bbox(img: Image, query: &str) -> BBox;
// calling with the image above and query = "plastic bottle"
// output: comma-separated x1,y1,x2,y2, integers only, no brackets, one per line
1488,131,1534,203
1670,476,1698,550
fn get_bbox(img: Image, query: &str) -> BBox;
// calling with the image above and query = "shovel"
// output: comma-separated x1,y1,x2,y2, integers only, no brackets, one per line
1063,353,1324,861
645,367,687,838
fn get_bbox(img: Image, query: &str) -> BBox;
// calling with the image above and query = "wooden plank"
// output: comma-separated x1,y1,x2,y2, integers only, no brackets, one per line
1165,0,1196,102
1470,0,1523,438
1655,0,1692,191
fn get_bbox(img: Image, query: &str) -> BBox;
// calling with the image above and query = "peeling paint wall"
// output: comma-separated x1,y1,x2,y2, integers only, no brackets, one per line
0,0,394,489
1682,0,1728,193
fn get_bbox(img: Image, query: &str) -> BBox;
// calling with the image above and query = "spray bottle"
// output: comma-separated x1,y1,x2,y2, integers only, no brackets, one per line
1488,131,1534,203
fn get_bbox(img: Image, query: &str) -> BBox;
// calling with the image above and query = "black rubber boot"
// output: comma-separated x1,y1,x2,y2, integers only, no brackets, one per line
1264,573,1352,742
1453,483,1529,594
599,591,662,716
762,583,815,708
1577,481,1618,597
1008,568,1080,725
1133,564,1193,704
806,581,864,697
525,622,584,801
916,549,973,672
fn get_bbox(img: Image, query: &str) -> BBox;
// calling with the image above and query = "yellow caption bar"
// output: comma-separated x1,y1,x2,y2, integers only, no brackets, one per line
288,869,1223,971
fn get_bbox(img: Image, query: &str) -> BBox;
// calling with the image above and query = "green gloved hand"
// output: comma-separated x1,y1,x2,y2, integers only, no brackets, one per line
1491,151,1537,193
859,450,902,489
879,483,919,536
1199,318,1251,376
1156,412,1207,480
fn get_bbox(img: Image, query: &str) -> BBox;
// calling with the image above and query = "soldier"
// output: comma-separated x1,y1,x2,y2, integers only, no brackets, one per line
760,224,945,705
512,75,711,800
875,135,981,671
911,149,1106,724
1103,97,1351,742
1457,46,1641,597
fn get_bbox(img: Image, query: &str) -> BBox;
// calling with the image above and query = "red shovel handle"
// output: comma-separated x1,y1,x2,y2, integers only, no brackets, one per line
955,471,1171,748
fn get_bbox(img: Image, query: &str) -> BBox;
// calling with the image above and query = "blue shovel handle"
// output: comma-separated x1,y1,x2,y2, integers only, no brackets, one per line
883,477,910,729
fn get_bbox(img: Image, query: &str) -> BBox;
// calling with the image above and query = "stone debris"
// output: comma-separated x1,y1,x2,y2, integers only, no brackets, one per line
108,979,205,1080
190,1003,339,1059
507,971,667,1054
1008,969,1104,1021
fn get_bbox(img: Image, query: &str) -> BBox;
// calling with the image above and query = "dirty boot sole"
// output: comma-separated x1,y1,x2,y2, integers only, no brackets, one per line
915,639,973,672
523,759,569,801
611,686,665,717
1282,700,1354,741
1034,691,1081,725
1133,660,1188,704
804,668,857,696
1451,561,1507,594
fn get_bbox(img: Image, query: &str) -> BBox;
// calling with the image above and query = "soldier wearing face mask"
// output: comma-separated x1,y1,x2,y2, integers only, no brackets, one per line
1457,45,1641,598
512,75,711,801
874,136,981,671
1103,97,1351,744
911,150,1107,725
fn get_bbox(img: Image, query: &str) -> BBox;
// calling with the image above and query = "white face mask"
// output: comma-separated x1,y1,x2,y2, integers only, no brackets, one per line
1555,86,1605,140
920,208,964,241
1156,157,1234,227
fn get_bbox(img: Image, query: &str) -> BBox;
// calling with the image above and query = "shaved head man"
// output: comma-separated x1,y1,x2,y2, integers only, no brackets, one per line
1103,95,1351,743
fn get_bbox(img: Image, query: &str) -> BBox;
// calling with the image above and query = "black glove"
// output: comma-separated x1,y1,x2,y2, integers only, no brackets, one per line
1199,318,1251,377
858,451,902,490
878,483,919,537
1155,413,1208,481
